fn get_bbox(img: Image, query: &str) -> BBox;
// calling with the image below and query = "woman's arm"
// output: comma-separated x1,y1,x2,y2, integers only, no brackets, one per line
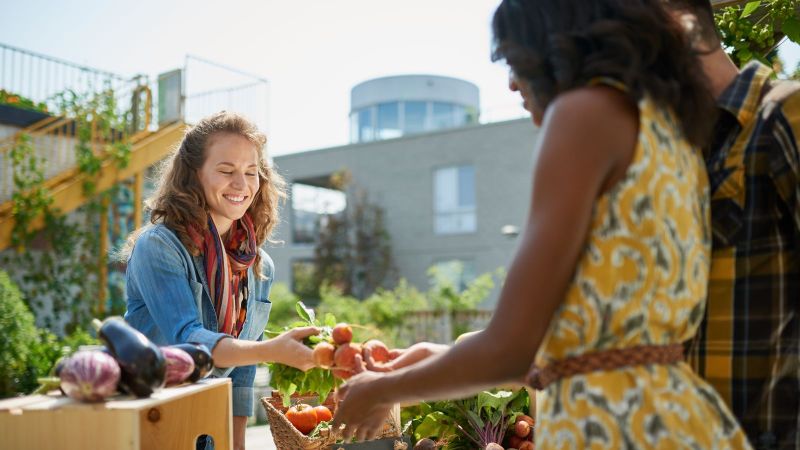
333,86,638,441
211,327,317,370
128,229,318,370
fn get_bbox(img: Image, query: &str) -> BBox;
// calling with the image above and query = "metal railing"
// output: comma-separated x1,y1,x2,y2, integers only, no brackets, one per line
0,43,154,204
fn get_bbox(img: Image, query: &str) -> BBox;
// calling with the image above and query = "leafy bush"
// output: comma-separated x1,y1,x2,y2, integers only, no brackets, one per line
0,270,38,397
0,270,99,397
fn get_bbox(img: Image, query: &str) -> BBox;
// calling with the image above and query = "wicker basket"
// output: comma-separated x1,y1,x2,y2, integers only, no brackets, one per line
261,393,403,449
262,397,339,450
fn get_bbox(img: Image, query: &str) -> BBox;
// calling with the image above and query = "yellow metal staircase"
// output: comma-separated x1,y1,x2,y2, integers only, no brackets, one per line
0,119,187,251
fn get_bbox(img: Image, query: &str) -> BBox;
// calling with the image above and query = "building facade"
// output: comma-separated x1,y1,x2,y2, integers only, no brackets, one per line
267,117,539,306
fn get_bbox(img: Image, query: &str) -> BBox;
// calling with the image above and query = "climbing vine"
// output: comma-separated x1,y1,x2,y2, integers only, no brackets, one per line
2,85,137,333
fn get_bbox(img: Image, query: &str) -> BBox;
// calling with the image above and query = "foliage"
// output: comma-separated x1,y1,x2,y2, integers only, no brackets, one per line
312,175,397,300
265,282,302,333
0,271,99,397
266,302,341,406
714,0,800,66
9,134,52,246
4,86,135,332
0,270,38,397
0,89,48,113
402,388,531,449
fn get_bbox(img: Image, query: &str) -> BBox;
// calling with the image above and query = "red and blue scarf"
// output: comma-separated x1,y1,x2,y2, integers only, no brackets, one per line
190,213,257,337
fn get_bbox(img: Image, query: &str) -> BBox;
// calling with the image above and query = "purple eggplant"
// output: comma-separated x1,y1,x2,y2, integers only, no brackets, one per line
93,317,166,398
59,350,120,402
168,343,215,382
160,347,195,386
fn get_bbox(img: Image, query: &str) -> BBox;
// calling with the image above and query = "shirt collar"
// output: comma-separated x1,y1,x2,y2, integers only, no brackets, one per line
717,61,773,127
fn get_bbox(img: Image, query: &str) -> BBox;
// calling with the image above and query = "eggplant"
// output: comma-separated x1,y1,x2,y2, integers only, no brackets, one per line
160,347,195,386
168,343,215,382
59,350,121,402
93,317,166,398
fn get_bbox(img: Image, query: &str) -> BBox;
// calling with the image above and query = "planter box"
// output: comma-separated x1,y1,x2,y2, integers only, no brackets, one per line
0,104,51,127
0,378,232,450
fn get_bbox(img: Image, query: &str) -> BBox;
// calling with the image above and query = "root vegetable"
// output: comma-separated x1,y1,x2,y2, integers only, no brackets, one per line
332,323,353,345
363,339,391,363
312,342,335,369
515,420,531,438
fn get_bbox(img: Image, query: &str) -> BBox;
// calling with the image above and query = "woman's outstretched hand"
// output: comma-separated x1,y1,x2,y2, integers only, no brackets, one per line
267,326,319,371
362,342,449,372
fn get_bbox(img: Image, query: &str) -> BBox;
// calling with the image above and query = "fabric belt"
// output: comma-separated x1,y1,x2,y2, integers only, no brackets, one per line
526,343,684,390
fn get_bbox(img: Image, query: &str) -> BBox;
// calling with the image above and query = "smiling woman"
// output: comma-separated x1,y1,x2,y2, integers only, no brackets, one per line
122,111,319,450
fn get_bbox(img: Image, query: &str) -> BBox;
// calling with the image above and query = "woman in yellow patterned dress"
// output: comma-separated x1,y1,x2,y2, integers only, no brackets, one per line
333,0,751,447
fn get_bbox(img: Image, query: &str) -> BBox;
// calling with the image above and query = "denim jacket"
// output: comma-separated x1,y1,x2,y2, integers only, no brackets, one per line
124,223,273,417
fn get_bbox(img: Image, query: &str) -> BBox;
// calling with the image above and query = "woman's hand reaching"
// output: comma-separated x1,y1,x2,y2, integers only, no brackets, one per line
266,326,319,371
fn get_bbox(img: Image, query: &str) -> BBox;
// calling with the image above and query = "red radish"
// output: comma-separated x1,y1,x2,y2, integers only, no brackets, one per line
363,339,391,363
332,368,353,380
506,435,524,449
332,323,353,345
59,350,120,402
515,420,531,438
160,347,195,386
312,342,335,369
519,442,534,450
518,414,535,427
334,343,362,372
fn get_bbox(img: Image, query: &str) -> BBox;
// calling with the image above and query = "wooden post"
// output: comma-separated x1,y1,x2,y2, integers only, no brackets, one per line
98,195,109,315
134,172,144,230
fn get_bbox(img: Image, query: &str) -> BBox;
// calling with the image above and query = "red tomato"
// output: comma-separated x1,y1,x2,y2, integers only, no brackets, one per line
285,403,318,435
314,405,333,423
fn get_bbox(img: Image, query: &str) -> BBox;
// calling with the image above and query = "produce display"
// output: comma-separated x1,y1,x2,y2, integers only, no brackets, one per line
268,302,396,405
403,388,535,450
58,350,120,402
35,317,216,403
161,346,195,386
285,403,334,436
94,317,167,397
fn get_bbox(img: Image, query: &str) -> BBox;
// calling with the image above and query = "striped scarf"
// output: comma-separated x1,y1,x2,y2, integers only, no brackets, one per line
190,213,257,337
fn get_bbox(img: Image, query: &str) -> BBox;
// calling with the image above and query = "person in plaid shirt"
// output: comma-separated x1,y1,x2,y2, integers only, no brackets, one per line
668,1,800,449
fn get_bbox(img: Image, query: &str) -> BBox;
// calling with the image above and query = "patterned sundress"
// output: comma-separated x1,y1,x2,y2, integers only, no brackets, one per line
533,85,751,449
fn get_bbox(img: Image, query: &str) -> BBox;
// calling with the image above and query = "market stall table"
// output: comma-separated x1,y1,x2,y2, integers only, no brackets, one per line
0,377,232,450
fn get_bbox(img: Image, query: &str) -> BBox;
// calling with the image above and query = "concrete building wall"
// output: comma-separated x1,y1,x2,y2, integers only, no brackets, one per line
267,118,540,307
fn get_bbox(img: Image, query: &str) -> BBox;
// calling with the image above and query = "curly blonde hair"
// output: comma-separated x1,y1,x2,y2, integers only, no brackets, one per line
135,111,285,278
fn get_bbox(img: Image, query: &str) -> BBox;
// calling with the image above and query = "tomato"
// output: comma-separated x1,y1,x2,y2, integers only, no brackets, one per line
314,405,333,423
285,403,318,435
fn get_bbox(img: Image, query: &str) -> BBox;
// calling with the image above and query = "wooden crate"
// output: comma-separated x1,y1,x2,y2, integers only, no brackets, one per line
0,378,232,450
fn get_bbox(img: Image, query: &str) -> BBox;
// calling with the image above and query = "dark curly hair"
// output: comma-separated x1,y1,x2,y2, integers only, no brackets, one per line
491,0,717,147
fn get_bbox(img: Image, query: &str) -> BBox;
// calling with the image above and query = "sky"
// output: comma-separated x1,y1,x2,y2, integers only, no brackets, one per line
3,0,799,157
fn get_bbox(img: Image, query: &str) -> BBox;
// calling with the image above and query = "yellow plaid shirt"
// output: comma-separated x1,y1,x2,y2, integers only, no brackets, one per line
687,62,800,450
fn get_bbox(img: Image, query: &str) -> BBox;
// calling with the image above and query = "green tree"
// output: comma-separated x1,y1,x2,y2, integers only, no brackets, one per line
312,183,397,300
714,0,800,67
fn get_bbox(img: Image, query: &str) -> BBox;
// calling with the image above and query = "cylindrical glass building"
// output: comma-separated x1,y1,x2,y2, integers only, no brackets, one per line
349,75,480,143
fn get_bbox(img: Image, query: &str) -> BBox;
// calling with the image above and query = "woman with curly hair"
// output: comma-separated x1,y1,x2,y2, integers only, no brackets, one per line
124,111,317,450
333,0,751,447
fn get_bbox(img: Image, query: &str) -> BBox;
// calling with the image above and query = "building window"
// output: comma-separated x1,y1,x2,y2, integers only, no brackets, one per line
377,102,401,140
434,165,476,234
292,182,347,245
358,107,374,142
403,101,427,134
430,259,477,292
